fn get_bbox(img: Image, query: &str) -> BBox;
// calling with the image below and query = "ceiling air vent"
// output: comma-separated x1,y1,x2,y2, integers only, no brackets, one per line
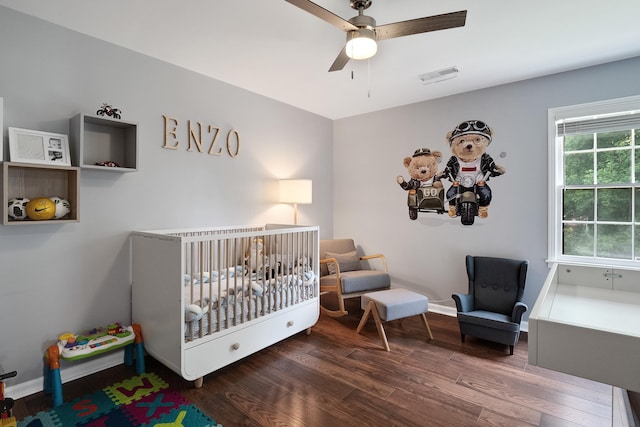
419,66,459,85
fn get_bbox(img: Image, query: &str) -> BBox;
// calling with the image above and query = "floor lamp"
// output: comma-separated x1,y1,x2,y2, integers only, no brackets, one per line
278,179,312,224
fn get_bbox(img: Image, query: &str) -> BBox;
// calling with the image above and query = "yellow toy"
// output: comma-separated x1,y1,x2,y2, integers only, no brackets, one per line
25,197,56,220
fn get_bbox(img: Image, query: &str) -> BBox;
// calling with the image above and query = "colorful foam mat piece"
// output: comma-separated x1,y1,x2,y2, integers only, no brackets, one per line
18,372,221,427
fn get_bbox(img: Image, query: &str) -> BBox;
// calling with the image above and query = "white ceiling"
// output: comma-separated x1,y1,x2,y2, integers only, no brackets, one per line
2,0,640,120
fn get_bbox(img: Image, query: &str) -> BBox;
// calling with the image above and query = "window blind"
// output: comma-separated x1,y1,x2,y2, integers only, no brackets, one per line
557,110,640,136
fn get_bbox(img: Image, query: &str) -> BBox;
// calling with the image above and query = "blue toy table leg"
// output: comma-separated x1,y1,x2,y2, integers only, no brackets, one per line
50,370,63,408
43,360,51,395
132,324,145,375
123,342,144,374
45,345,63,407
124,344,133,367
135,342,145,374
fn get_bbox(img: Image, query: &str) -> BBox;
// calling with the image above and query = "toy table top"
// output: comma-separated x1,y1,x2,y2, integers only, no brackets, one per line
57,324,135,361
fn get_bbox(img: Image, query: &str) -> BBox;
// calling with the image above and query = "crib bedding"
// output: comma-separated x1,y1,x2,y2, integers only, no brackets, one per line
184,269,316,340
184,268,314,304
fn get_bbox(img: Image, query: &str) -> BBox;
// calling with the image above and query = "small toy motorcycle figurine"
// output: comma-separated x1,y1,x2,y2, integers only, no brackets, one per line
1,370,17,423
96,103,122,119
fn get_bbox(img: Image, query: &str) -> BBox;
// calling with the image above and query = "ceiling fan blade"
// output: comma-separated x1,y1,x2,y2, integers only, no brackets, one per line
329,47,350,72
376,10,467,41
284,0,358,32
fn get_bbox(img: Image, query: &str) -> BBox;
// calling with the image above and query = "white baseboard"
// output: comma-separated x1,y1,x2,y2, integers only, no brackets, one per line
429,303,457,317
7,306,529,401
6,351,124,400
427,303,529,333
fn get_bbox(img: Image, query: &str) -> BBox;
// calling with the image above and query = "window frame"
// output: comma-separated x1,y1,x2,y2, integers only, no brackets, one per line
548,94,640,268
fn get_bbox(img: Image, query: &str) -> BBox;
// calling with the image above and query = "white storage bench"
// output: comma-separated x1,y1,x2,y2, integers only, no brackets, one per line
528,263,640,393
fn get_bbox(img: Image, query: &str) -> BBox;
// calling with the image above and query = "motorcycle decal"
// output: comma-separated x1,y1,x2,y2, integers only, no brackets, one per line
396,121,505,225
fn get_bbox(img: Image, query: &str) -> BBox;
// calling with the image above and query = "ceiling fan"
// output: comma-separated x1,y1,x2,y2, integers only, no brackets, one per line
284,0,467,72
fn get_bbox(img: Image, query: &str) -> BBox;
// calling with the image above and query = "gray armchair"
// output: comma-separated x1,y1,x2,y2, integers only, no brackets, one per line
319,239,391,317
452,255,528,355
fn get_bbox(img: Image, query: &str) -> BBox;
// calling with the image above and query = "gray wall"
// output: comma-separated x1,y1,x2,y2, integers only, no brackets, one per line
333,56,640,313
0,7,333,384
3,4,640,392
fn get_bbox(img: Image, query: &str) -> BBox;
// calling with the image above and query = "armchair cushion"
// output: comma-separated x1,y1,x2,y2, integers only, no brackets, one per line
456,311,520,333
321,270,391,294
325,250,360,275
320,239,358,276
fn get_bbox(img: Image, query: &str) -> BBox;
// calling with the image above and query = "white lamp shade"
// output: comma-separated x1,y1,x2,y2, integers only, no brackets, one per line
346,29,377,60
279,179,312,204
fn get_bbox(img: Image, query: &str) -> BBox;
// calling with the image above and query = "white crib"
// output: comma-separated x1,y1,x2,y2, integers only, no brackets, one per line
131,224,319,386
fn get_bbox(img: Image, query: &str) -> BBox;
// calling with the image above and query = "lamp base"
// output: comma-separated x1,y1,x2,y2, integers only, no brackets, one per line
293,203,298,225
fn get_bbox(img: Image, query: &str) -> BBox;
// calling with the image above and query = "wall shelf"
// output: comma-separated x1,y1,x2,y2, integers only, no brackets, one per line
1,162,80,225
70,113,138,172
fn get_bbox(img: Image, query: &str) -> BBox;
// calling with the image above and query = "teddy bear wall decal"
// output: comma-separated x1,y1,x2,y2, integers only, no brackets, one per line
397,120,505,225
397,148,446,220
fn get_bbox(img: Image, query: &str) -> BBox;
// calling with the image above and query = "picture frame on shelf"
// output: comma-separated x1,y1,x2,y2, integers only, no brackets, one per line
8,127,71,166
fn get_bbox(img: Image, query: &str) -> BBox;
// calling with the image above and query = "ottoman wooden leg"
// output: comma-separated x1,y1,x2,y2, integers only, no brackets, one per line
357,300,390,351
356,301,373,334
371,303,390,351
421,313,434,339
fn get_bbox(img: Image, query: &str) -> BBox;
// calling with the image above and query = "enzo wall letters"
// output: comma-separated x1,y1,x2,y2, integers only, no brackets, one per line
162,115,240,158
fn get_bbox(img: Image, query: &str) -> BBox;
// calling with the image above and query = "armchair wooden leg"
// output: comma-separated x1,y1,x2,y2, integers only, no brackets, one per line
461,333,465,343
320,305,349,318
509,345,514,355
337,295,347,316
319,290,349,317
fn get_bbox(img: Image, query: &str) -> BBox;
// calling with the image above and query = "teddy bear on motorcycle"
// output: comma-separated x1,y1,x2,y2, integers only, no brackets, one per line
440,120,505,225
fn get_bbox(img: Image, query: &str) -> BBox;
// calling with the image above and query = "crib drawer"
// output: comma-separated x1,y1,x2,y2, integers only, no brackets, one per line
182,300,318,380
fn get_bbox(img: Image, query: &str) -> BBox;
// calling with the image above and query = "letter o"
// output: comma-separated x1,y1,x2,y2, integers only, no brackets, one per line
227,129,240,158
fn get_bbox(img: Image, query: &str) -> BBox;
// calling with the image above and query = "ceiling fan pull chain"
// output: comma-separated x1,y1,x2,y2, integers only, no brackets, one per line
367,58,371,98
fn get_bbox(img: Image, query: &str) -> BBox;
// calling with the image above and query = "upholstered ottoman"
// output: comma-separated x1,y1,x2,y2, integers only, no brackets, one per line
357,288,433,351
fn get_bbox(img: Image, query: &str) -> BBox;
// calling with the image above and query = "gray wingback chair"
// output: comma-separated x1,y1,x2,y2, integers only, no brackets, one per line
452,255,528,355
319,239,391,317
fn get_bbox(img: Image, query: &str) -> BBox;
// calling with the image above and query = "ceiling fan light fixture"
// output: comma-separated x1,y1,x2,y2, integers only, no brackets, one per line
345,28,377,60
284,1,467,72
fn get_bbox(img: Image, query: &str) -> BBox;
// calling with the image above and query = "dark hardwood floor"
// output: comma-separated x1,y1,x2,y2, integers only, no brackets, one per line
15,300,614,426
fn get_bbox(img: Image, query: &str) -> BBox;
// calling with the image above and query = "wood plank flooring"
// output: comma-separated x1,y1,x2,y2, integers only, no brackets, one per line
14,299,614,426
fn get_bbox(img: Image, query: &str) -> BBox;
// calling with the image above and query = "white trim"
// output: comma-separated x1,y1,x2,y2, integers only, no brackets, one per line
550,94,640,121
548,108,561,263
4,351,123,400
548,94,640,266
428,303,457,317
429,303,529,333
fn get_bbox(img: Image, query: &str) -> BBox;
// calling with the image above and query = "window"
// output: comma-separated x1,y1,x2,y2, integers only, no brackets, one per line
549,95,640,267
